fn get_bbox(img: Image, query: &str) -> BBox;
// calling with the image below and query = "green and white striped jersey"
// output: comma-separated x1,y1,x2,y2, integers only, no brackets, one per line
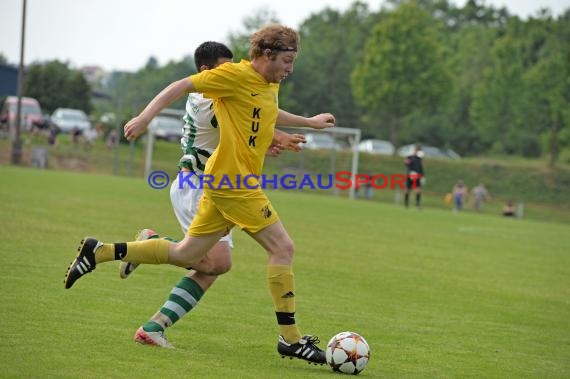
179,93,219,172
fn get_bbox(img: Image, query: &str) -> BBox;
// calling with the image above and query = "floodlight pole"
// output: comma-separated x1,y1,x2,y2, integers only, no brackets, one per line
11,0,27,165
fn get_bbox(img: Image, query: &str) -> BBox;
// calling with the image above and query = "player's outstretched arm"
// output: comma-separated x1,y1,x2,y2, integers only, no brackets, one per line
273,129,306,152
124,78,195,141
277,109,335,130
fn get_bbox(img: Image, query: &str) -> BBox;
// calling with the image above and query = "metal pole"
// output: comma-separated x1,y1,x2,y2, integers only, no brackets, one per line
330,134,337,197
11,0,27,165
113,96,122,175
348,129,361,200
144,129,155,179
516,202,524,219
112,125,120,175
128,140,134,176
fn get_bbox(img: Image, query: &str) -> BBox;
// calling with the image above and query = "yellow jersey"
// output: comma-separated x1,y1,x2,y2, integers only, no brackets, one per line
189,60,279,188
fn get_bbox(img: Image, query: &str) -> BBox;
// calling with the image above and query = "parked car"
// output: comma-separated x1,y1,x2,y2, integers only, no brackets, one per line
50,108,91,133
149,114,184,142
0,96,46,132
357,139,395,155
445,149,461,160
397,144,461,160
303,132,343,150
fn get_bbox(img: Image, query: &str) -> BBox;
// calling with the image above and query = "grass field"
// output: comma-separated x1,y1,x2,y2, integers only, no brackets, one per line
1,165,569,378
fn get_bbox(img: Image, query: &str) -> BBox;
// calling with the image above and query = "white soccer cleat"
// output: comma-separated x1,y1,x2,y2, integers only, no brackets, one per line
133,326,174,349
119,228,159,279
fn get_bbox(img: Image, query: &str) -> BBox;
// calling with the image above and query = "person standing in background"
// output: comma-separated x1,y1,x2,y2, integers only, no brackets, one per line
452,180,468,211
472,182,491,212
404,144,425,209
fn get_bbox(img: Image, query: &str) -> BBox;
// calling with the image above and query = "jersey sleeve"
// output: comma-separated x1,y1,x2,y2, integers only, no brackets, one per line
189,62,238,100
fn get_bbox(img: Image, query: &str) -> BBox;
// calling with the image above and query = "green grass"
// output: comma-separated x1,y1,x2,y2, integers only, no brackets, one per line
1,165,569,378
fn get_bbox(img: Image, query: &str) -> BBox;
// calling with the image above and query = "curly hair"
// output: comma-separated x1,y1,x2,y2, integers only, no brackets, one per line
249,24,299,59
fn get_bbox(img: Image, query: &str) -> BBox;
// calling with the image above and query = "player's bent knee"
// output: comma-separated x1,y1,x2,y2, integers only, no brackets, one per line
203,255,232,275
205,243,232,274
196,253,232,275
211,259,232,275
285,239,295,257
272,238,295,261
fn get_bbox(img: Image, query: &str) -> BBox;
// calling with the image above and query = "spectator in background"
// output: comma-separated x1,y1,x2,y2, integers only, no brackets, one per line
363,178,373,200
472,182,491,212
95,122,105,137
106,129,118,149
452,180,468,211
503,201,515,217
355,173,374,200
47,124,60,146
71,127,82,147
83,127,98,149
444,192,453,207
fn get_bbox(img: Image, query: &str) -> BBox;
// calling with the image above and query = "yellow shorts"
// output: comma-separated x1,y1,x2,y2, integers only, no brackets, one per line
188,188,279,236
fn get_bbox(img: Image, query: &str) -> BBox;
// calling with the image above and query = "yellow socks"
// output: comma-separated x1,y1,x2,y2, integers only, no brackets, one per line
267,264,302,343
94,239,170,264
94,243,115,263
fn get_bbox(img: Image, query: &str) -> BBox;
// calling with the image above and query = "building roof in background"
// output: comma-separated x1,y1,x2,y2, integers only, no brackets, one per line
0,64,18,96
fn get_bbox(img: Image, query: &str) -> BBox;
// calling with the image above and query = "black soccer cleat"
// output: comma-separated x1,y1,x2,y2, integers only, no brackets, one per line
64,237,102,289
277,335,326,365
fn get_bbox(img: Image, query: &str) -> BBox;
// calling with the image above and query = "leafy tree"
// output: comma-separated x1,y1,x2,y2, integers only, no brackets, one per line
351,1,451,148
105,57,196,119
84,1,569,162
144,56,159,70
455,0,510,27
522,13,569,164
280,2,377,130
226,9,280,60
471,13,568,157
470,29,528,155
443,25,497,155
23,60,92,114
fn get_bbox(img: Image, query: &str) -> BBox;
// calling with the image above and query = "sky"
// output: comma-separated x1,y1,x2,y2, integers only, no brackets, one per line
0,0,567,72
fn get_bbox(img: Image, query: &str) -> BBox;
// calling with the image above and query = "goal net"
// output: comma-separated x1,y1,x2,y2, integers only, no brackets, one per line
268,126,361,199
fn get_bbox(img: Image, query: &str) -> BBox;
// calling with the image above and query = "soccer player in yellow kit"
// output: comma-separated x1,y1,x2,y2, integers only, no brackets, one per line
122,41,307,350
64,24,335,364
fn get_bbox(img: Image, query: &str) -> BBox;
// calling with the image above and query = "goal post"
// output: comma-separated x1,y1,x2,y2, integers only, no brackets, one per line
275,126,361,200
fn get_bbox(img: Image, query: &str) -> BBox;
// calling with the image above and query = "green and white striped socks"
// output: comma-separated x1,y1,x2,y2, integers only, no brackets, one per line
142,276,204,332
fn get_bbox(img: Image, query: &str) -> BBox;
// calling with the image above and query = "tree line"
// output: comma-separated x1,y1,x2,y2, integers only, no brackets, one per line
14,0,570,163
276,0,569,164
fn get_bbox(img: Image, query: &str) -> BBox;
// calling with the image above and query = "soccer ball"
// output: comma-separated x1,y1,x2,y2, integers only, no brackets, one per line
325,331,370,375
